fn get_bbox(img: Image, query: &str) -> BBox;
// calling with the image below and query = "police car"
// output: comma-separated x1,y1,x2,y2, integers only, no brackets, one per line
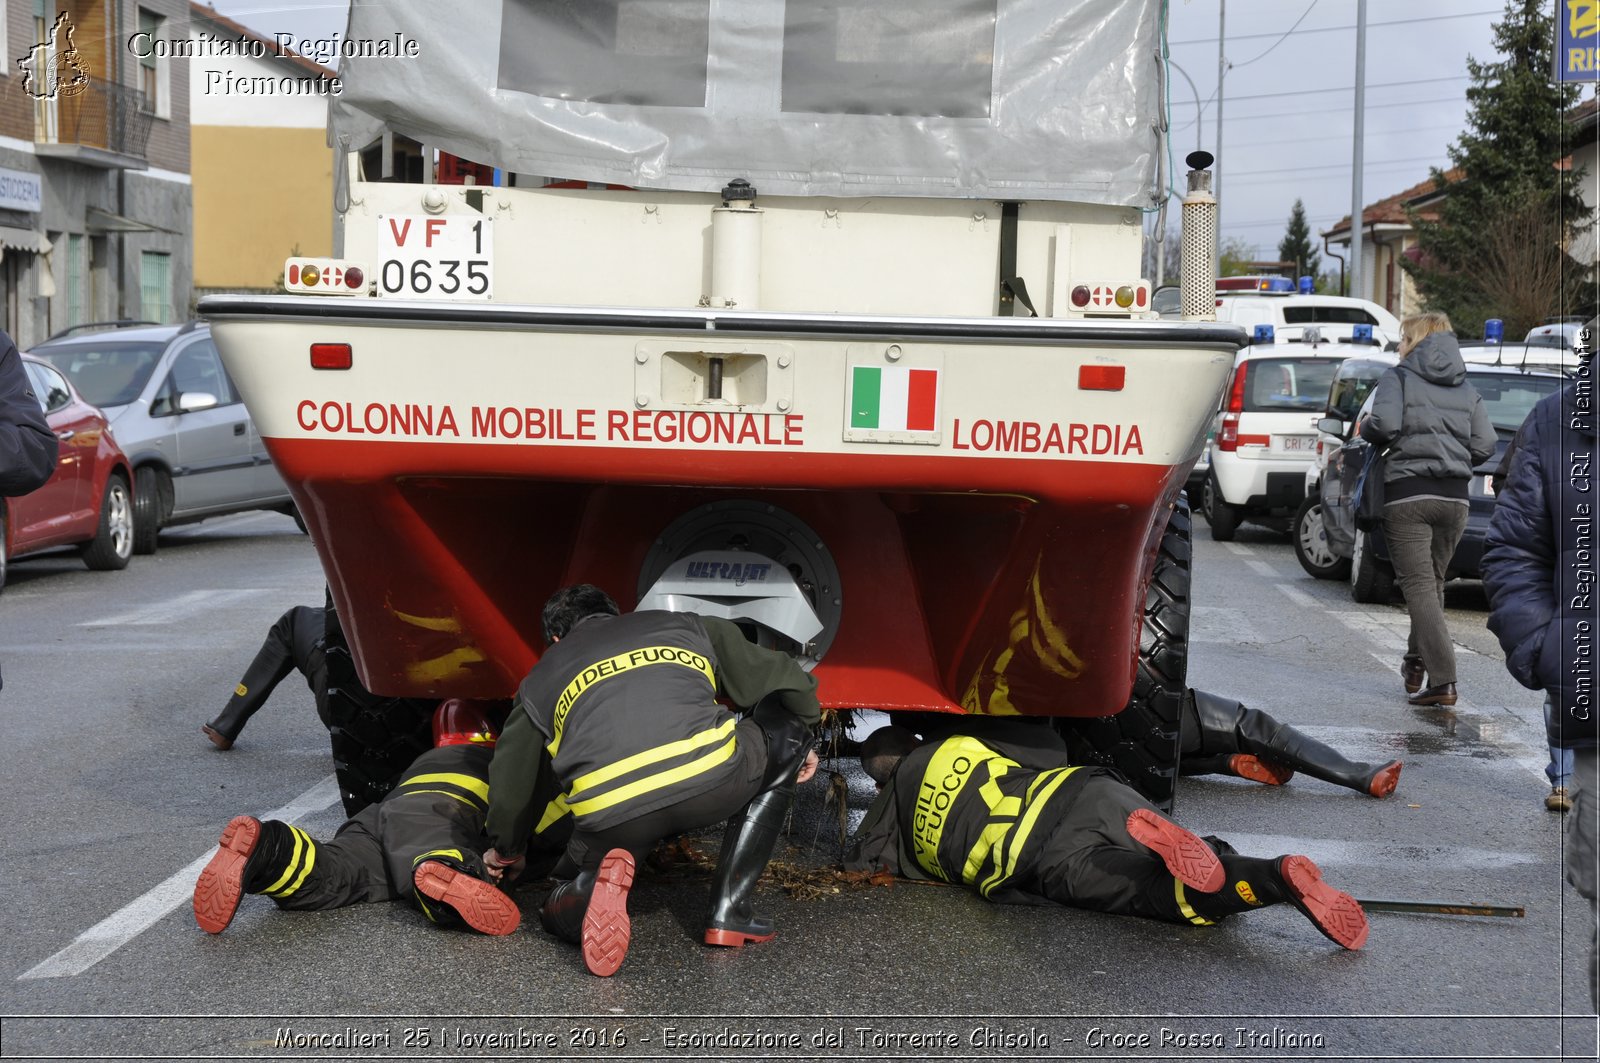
1201,325,1385,541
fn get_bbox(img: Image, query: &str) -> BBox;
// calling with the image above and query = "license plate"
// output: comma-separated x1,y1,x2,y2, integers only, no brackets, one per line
1277,434,1315,452
376,215,493,300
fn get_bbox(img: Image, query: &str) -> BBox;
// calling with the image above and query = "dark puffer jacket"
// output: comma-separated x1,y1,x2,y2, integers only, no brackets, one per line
1482,371,1599,750
1360,332,1496,502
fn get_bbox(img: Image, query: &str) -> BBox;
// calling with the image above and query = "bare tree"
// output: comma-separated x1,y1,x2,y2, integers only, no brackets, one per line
1452,190,1588,336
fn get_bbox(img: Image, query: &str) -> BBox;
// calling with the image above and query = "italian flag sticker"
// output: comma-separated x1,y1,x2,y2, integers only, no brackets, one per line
851,365,939,432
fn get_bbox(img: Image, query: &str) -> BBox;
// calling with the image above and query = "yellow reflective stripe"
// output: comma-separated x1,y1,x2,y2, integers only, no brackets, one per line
397,788,478,809
568,718,736,795
959,766,1023,884
566,736,737,817
911,737,1017,882
397,771,490,803
548,646,716,756
535,792,571,836
261,825,307,895
1175,881,1214,925
411,848,464,868
267,827,318,898
979,766,1076,898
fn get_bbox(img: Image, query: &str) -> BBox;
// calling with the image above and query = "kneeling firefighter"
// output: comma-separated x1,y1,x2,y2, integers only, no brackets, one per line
483,584,821,976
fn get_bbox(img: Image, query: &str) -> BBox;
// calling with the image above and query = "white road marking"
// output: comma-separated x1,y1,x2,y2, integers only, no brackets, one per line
79,589,270,627
1275,582,1318,608
1337,611,1408,653
1245,558,1278,578
1222,542,1254,556
18,775,342,981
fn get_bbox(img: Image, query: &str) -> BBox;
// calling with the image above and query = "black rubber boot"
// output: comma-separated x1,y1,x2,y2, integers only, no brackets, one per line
1176,852,1368,950
1190,689,1401,797
703,698,812,948
539,871,594,945
204,638,297,748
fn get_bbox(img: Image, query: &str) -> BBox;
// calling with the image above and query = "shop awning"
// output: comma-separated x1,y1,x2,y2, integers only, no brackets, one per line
0,225,50,254
86,207,177,235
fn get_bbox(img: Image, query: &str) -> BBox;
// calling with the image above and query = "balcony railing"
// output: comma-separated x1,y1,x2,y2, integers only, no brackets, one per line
35,78,153,167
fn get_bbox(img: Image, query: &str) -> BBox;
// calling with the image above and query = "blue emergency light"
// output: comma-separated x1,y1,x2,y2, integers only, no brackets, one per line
1352,323,1374,345
1253,324,1276,344
1258,277,1293,292
1483,318,1504,345
1298,275,1314,294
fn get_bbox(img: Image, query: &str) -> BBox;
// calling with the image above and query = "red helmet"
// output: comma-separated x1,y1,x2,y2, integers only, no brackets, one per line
432,699,499,748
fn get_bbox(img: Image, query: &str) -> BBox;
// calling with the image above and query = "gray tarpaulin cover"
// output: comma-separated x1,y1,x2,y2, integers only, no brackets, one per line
330,0,1163,206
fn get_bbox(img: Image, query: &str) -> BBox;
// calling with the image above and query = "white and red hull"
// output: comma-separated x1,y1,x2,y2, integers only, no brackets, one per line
206,296,1241,717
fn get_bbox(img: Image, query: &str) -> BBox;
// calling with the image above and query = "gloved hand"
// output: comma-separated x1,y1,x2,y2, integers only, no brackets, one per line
482,847,526,884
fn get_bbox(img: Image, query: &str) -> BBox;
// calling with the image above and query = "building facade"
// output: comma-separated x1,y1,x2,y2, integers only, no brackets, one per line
188,3,334,295
0,0,192,349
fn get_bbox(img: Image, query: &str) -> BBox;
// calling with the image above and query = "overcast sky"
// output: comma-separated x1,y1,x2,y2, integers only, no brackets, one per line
202,0,1579,261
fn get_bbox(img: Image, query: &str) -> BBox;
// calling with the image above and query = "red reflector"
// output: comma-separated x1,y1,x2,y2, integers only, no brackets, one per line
1135,286,1148,308
287,264,299,286
1078,365,1126,391
310,343,352,370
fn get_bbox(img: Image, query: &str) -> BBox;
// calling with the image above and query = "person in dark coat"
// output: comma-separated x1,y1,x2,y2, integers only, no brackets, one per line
1481,350,1599,1010
0,331,57,497
192,701,570,936
846,726,1369,950
1360,312,1496,706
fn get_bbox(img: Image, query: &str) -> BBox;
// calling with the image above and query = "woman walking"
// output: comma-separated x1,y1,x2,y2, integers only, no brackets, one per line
1360,312,1495,706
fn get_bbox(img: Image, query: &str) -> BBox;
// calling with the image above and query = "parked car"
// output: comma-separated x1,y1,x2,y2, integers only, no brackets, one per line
28,322,296,553
1460,340,1583,372
1317,362,1567,602
1201,331,1382,541
1293,353,1399,579
3,355,135,590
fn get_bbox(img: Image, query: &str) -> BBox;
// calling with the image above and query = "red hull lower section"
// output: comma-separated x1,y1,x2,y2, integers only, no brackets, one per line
272,437,1183,717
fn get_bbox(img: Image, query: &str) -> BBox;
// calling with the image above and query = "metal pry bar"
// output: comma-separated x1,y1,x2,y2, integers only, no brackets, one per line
1354,898,1526,918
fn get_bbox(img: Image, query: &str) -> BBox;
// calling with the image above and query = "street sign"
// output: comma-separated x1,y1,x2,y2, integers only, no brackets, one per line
1555,0,1599,82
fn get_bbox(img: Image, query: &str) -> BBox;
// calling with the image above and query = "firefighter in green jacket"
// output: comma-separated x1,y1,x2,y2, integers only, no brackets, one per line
845,725,1369,950
483,584,820,977
192,701,570,936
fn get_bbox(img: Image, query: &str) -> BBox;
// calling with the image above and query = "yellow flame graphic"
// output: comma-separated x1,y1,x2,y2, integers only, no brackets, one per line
1572,0,1599,40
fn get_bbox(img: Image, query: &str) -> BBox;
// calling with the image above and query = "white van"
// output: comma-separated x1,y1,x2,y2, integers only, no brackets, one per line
1213,294,1400,348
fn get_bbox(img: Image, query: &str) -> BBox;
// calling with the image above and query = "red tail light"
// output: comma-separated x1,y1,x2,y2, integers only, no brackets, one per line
1216,363,1248,452
1217,412,1240,451
310,343,352,370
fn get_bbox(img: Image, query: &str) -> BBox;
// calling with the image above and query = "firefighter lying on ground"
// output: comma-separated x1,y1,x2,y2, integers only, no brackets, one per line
845,725,1369,950
1179,688,1403,797
202,604,328,750
481,584,821,977
192,701,570,936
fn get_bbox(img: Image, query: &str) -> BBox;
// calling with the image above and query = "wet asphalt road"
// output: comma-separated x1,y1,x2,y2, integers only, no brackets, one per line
0,511,1595,1062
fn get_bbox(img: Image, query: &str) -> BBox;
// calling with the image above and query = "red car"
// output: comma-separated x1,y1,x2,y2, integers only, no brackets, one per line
2,355,134,590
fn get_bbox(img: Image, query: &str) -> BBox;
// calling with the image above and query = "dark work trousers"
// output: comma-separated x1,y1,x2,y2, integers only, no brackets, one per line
555,718,769,878
266,790,487,914
214,606,329,740
1383,498,1469,686
1024,773,1188,923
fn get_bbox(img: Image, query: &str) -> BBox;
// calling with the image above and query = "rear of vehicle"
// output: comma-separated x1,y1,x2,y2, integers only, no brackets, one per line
202,0,1244,811
1213,294,1400,348
2,357,133,589
1203,345,1350,540
29,324,293,553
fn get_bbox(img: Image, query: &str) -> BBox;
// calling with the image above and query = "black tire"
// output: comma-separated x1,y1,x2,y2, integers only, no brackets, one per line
132,466,167,555
320,601,436,816
288,505,309,535
1350,526,1396,604
81,473,134,571
1057,497,1192,814
1293,496,1351,580
1202,472,1239,542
